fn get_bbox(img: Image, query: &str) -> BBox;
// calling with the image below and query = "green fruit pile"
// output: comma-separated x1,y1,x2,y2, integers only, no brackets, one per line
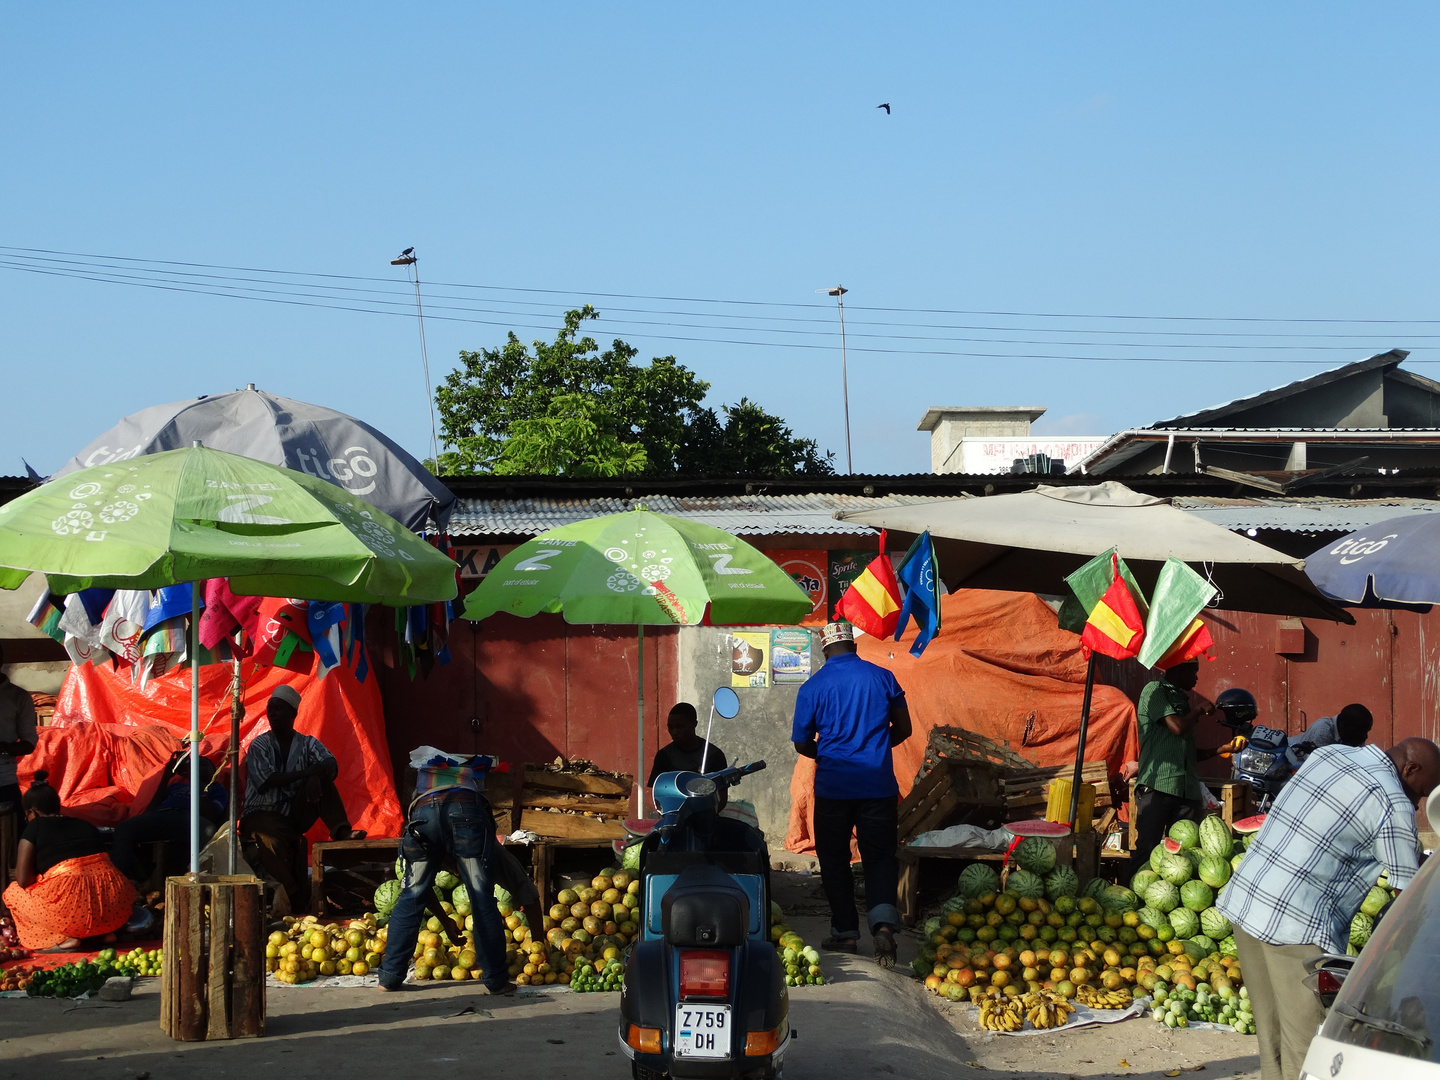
1151,980,1254,1034
769,904,824,986
1348,874,1399,954
25,959,121,998
570,957,625,992
110,946,164,978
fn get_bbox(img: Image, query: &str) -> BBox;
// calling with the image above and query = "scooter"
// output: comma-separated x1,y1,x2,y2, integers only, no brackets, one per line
618,687,792,1080
1215,687,1297,812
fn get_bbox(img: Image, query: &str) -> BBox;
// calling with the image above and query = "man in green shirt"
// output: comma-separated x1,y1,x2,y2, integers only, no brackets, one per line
1133,660,1232,870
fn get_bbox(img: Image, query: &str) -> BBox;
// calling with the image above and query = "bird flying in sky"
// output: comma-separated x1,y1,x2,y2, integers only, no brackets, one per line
877,103,890,114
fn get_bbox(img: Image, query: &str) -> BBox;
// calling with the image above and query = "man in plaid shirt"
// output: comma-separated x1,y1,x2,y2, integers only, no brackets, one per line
1217,738,1440,1080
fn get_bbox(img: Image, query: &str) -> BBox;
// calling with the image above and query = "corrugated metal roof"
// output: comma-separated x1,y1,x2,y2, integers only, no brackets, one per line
1173,496,1440,533
449,493,961,538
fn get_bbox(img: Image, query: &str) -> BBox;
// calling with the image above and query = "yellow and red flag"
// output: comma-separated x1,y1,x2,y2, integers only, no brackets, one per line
1079,553,1146,660
1155,616,1215,668
836,530,904,638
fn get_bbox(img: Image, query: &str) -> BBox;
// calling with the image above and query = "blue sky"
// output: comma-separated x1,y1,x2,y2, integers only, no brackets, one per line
4,4,1440,476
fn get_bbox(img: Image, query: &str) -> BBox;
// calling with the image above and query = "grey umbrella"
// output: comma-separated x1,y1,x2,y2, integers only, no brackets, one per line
54,385,455,533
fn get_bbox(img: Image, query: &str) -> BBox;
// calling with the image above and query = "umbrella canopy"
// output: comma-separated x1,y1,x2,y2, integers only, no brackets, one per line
462,509,812,626
835,482,1351,623
1304,514,1440,605
0,445,458,604
55,386,455,533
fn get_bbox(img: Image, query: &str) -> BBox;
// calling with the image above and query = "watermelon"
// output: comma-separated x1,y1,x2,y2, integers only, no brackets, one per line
1154,850,1194,887
1231,814,1266,835
1044,865,1081,901
1101,885,1139,914
1188,934,1217,957
1008,868,1045,900
1218,934,1237,956
623,841,643,870
1130,868,1160,896
435,870,461,891
1082,876,1110,902
1349,912,1374,949
1169,906,1200,940
1181,938,1207,961
1198,815,1234,859
373,878,401,916
941,896,967,916
1197,855,1232,890
1015,837,1057,876
1359,885,1392,918
1200,907,1232,940
1180,880,1215,912
957,862,1001,899
924,916,944,937
1137,905,1169,932
1145,880,1181,914
1168,819,1201,851
1230,852,1245,873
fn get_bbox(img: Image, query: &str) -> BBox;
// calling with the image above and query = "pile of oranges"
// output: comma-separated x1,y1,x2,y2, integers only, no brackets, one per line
507,868,643,987
267,914,387,983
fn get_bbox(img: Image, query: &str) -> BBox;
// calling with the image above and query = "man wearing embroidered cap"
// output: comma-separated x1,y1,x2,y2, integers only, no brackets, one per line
240,684,363,911
791,621,912,966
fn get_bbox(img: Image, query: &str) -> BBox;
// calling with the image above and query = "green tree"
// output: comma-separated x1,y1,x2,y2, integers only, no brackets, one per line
434,307,834,477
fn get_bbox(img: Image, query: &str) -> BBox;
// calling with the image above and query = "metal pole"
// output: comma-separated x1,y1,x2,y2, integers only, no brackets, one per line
1068,654,1098,830
410,261,441,466
636,625,646,817
699,701,716,774
227,650,243,875
189,584,201,876
837,290,852,474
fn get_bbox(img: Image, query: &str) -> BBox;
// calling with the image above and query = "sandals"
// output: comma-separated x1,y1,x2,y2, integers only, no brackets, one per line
873,926,897,968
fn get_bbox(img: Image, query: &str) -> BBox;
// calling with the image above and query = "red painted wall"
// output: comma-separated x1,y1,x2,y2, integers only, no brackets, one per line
374,613,679,801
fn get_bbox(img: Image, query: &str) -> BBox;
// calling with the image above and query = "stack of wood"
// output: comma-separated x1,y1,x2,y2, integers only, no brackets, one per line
1001,761,1112,821
485,764,633,841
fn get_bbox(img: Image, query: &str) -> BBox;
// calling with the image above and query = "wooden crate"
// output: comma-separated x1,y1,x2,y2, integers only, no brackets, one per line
310,837,400,916
897,758,1003,843
486,767,631,841
1002,762,1111,819
161,875,265,1041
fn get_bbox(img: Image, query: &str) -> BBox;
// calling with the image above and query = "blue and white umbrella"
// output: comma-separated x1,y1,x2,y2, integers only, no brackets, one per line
1306,514,1440,605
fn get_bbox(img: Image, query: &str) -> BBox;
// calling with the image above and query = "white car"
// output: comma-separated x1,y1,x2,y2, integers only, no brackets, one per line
1300,787,1440,1080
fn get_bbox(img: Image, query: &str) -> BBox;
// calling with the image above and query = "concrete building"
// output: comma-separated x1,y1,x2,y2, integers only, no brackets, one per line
918,405,1104,475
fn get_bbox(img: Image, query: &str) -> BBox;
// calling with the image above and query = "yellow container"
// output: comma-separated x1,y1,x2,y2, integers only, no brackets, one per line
1045,778,1095,833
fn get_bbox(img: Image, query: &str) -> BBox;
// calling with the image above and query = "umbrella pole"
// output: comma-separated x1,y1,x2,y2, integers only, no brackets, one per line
227,649,243,875
636,625,645,818
189,584,202,877
1068,654,1097,830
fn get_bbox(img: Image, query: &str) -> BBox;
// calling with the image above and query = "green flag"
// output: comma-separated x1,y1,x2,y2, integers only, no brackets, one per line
1059,548,1149,634
1136,558,1217,669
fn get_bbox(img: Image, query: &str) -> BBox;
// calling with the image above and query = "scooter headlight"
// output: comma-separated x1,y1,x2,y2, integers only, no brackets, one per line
685,776,717,799
1238,747,1276,775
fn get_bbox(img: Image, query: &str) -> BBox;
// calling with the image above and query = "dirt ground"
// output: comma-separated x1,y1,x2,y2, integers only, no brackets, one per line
0,872,1261,1080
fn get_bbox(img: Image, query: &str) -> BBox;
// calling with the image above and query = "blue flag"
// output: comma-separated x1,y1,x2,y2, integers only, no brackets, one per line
894,531,942,657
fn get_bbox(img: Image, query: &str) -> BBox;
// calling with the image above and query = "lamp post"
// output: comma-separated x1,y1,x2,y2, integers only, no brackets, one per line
824,285,853,474
391,247,441,466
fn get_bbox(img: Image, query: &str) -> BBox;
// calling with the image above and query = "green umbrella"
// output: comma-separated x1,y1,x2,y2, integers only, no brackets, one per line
462,509,811,807
0,444,459,872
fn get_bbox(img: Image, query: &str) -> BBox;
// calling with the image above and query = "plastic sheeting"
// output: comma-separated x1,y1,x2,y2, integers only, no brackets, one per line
786,589,1139,855
17,660,402,840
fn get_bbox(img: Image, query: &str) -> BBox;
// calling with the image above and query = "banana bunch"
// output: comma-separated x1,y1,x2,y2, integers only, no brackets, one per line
1076,984,1133,1010
1020,990,1075,1030
977,996,1024,1032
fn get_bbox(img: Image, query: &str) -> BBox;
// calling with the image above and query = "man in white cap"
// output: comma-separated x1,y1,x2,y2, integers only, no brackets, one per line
241,684,363,911
791,621,911,966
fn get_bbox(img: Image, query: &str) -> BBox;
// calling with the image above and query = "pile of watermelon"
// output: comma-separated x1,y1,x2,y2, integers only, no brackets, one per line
1348,873,1399,954
1132,816,1249,958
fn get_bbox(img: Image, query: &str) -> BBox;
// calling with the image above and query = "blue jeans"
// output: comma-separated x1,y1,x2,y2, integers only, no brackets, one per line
378,790,509,991
813,795,901,939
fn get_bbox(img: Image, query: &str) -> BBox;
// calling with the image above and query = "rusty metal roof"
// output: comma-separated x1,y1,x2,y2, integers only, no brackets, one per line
449,493,960,538
1173,495,1440,533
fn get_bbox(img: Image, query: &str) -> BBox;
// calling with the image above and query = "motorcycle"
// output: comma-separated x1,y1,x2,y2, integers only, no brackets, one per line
618,687,792,1080
1215,687,1298,812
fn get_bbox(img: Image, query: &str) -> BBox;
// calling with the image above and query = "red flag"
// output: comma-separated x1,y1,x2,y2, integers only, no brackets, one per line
836,531,904,638
1080,554,1146,660
1156,617,1215,668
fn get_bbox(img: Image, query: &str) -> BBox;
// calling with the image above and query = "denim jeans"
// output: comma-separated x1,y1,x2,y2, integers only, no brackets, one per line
813,795,901,938
377,790,509,991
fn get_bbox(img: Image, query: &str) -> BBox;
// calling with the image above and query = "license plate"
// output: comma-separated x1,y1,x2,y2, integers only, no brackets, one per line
674,1003,730,1059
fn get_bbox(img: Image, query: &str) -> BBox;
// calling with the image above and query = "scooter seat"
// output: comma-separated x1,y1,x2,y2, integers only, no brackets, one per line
661,863,751,947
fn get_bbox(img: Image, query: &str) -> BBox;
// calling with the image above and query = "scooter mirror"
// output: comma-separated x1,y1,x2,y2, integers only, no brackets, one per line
713,686,740,719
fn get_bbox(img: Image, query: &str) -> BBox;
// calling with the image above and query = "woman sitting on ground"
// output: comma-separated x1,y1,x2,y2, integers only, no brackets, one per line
1,771,137,951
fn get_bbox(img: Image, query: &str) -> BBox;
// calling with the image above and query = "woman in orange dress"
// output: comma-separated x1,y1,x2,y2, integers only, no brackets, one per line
1,771,136,951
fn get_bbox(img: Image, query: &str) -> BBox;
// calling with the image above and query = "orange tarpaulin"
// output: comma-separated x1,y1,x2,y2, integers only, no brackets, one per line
17,659,402,840
786,589,1139,855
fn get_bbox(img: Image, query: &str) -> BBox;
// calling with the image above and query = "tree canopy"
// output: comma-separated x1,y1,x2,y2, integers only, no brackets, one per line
434,307,833,477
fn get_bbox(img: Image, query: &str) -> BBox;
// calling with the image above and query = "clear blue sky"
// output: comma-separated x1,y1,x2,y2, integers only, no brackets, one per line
5,4,1440,477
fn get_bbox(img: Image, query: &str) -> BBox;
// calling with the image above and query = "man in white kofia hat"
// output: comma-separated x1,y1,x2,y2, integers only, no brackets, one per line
791,621,911,967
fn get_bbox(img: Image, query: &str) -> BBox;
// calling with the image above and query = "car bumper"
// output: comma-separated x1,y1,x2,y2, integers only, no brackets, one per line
1302,1034,1440,1080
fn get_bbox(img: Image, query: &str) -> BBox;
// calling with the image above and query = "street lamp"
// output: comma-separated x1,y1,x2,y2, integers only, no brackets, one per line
391,247,440,466
818,285,853,474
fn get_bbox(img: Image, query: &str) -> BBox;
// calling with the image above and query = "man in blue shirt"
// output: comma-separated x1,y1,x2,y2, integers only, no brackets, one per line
792,621,912,967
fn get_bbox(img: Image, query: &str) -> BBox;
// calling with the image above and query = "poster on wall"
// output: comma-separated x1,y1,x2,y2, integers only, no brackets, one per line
827,550,873,622
770,627,812,683
453,544,517,580
765,550,828,627
730,631,770,688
